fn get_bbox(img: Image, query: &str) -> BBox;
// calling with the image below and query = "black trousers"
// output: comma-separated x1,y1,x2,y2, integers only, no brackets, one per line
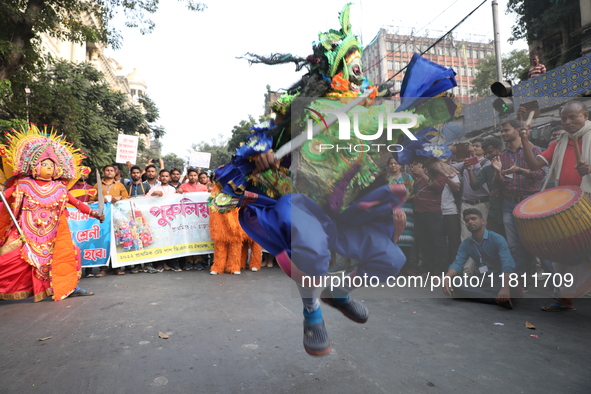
443,214,461,266
414,211,448,274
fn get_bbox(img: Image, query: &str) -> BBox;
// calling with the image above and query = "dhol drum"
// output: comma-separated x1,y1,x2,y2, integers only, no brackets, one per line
514,186,591,265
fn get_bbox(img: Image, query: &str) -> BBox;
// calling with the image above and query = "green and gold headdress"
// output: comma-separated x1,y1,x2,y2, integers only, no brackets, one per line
317,3,362,79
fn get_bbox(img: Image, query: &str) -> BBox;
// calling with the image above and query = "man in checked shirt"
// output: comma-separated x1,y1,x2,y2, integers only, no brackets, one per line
491,119,545,290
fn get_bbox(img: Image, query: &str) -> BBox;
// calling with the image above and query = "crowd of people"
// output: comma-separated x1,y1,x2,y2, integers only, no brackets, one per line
1,2,587,360
73,160,275,278
390,100,591,311
62,100,591,315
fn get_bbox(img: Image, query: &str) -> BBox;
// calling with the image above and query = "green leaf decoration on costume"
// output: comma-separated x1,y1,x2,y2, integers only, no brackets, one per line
329,34,361,79
318,3,361,78
339,3,353,36
318,31,343,50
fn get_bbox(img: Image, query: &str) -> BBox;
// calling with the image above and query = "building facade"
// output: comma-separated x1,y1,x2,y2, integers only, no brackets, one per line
362,27,494,103
38,14,156,155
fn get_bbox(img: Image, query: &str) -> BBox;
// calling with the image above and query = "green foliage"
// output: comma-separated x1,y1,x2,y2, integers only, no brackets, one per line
0,60,164,172
227,114,271,152
191,134,232,170
162,152,187,171
506,0,581,69
471,49,530,97
0,0,206,80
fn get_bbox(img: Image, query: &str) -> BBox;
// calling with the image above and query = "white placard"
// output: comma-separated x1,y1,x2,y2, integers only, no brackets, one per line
189,151,211,168
115,134,139,164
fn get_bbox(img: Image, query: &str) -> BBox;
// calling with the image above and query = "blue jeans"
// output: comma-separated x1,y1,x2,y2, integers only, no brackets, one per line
502,199,529,276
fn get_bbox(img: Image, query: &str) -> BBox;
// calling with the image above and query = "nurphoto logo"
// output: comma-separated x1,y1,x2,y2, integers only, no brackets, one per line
305,107,418,153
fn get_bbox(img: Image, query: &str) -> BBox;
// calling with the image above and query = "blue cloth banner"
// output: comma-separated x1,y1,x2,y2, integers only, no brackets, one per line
66,203,112,267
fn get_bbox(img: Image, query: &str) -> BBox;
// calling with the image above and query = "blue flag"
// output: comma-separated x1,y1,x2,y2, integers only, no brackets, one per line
398,53,457,111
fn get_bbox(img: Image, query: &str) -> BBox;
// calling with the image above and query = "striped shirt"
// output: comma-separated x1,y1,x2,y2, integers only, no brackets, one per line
495,144,545,199
528,64,546,78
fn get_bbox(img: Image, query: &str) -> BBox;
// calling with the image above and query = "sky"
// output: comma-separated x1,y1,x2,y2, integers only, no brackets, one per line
105,0,527,160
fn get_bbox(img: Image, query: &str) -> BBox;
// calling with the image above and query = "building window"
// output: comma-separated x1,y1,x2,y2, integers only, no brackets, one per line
400,43,406,52
387,41,394,51
388,60,394,70
131,89,137,96
395,61,401,70
467,68,473,77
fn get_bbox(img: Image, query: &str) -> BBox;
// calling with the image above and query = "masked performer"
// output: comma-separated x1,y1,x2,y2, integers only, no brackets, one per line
214,4,457,355
0,124,104,302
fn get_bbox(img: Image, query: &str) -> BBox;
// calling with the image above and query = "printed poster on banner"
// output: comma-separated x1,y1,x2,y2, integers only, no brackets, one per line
110,192,213,267
189,151,211,168
115,134,139,164
67,203,112,267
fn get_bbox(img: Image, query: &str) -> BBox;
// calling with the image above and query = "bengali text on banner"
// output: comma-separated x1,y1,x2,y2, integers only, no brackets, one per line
110,192,213,267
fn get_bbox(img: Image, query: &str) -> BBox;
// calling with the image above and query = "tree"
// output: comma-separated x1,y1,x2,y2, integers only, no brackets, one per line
162,152,187,171
191,134,232,170
227,114,270,153
0,0,206,81
228,115,256,152
0,59,164,172
471,49,530,97
506,0,581,69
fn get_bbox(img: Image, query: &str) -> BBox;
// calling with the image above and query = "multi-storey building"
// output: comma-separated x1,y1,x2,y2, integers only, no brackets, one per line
362,27,494,103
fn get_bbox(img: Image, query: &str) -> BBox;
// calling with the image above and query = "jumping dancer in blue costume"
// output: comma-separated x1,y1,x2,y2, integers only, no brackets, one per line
211,3,458,355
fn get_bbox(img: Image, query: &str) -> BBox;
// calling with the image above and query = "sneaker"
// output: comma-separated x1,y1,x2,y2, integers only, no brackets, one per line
146,267,162,274
170,264,182,272
163,263,172,271
303,320,332,356
210,271,218,275
130,266,140,274
184,264,193,271
232,271,241,275
251,267,258,272
321,288,369,323
195,262,205,271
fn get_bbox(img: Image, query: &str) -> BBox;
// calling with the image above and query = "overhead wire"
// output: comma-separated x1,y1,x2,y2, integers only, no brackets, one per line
385,0,488,85
364,0,463,74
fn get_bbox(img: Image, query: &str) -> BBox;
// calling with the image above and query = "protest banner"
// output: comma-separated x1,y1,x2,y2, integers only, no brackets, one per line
115,134,139,164
67,203,112,267
110,192,213,267
189,151,211,168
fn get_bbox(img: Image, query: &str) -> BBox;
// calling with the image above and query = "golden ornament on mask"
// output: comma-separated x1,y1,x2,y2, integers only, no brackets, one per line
345,50,360,64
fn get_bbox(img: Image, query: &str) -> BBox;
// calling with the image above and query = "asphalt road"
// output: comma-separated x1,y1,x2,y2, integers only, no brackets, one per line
1,267,590,394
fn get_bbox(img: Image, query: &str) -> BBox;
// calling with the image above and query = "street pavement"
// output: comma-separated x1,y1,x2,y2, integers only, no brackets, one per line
1,267,590,393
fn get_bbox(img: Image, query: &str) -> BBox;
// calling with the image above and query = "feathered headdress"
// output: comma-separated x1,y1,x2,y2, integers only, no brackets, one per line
0,124,85,186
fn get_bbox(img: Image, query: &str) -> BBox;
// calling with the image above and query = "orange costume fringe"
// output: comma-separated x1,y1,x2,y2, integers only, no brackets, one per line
209,207,262,274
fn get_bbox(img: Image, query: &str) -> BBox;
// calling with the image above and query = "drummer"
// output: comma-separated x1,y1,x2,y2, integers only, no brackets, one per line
520,100,591,311
491,119,546,289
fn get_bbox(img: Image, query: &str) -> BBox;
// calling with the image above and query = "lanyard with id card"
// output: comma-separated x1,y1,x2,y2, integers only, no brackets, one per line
471,239,489,273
